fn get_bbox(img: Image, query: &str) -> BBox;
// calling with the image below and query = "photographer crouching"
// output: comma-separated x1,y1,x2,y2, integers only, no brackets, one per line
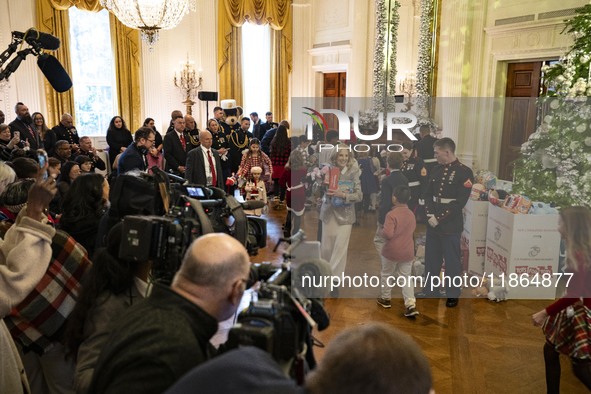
87,233,251,394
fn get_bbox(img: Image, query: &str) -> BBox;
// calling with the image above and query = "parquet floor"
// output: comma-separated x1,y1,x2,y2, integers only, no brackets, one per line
252,203,589,394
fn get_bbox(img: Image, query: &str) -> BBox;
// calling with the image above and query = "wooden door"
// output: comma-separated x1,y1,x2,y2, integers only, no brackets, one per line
323,72,347,130
499,62,541,180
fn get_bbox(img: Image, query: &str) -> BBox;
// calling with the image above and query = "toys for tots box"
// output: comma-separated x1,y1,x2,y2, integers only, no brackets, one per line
461,199,489,275
484,204,561,299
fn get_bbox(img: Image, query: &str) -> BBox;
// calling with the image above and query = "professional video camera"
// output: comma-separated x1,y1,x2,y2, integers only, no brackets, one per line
118,169,267,284
228,230,331,383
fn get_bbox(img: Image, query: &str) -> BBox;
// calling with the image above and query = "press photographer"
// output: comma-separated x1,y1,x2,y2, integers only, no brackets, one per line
87,233,251,394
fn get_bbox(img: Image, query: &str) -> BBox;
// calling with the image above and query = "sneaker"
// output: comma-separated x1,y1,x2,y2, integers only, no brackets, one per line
376,298,391,309
404,306,419,318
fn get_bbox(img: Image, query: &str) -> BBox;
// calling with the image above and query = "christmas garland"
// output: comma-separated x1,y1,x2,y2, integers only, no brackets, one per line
414,0,438,131
370,0,400,114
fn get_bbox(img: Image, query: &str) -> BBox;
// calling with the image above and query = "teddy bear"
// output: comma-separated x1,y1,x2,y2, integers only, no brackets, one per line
219,99,243,133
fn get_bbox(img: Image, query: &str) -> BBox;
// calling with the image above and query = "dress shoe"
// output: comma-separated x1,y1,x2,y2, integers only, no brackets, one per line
446,298,459,308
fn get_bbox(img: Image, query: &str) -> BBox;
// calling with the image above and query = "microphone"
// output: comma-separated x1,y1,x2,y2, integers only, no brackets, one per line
37,54,72,93
13,29,60,51
241,200,266,210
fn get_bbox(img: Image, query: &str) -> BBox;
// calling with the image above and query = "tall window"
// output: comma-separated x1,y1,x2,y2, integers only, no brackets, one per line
242,22,271,127
69,8,116,136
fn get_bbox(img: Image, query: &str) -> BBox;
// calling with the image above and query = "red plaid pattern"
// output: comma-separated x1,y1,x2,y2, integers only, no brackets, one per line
543,302,591,359
237,152,273,180
6,230,92,354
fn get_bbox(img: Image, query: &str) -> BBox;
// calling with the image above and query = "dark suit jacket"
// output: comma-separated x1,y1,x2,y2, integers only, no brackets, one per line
9,118,42,150
185,147,224,188
163,131,197,175
117,143,147,175
378,170,409,225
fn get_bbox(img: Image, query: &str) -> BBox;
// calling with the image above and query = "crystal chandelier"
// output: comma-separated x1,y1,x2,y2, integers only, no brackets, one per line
100,0,197,47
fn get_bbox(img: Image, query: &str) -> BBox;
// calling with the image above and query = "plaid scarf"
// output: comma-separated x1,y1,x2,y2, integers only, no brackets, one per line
5,229,92,354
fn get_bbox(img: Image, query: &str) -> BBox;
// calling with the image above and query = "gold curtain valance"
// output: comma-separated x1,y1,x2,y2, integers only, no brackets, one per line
47,0,103,12
223,0,290,29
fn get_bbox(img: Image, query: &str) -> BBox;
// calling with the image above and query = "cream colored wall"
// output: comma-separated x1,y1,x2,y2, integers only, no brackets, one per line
435,0,588,175
140,0,218,132
0,0,46,123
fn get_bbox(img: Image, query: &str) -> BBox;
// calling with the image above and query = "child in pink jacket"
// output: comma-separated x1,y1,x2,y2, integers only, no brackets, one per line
377,185,418,318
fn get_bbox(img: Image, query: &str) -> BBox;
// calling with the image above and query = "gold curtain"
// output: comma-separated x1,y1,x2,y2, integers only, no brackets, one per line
37,0,140,130
218,0,292,120
109,14,141,130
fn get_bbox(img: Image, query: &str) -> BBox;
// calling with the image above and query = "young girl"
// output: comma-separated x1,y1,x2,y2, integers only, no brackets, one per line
532,206,591,393
243,166,267,216
237,139,273,191
75,156,93,174
280,150,307,238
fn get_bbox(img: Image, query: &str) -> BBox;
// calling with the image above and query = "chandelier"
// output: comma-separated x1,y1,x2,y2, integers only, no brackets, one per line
174,56,203,115
100,0,197,47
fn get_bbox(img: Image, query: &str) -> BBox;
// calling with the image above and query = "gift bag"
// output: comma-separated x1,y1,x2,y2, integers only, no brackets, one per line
542,302,591,359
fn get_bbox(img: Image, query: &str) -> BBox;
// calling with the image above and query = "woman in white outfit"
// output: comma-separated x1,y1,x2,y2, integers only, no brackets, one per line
320,145,362,278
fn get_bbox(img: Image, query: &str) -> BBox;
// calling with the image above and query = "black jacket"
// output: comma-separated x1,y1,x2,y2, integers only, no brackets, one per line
185,147,225,188
88,285,219,394
9,118,42,150
117,143,147,175
378,170,408,225
163,131,198,175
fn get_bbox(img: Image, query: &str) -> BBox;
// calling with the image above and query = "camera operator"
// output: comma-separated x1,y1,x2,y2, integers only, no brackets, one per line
87,232,251,394
117,127,155,175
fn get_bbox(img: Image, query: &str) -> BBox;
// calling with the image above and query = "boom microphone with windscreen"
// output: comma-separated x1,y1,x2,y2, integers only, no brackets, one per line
12,29,61,51
37,54,72,93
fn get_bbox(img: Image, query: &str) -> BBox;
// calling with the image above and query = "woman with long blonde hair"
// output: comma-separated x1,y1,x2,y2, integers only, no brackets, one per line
532,206,591,393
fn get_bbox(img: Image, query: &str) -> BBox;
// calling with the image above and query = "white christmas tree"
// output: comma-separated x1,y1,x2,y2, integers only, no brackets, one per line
513,4,591,207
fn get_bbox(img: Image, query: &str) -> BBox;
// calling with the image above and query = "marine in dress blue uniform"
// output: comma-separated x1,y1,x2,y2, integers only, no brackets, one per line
419,138,474,307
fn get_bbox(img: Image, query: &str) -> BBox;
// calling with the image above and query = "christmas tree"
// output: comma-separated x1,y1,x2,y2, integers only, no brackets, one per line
513,4,591,207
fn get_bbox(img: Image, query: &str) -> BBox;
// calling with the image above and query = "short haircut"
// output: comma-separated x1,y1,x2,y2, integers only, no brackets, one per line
306,323,432,394
48,157,61,167
170,110,183,120
401,141,414,151
12,157,39,179
15,102,25,112
392,185,411,204
434,137,455,153
265,111,272,116
176,233,249,288
79,136,91,143
134,127,154,142
419,125,431,135
299,134,309,143
241,117,250,123
325,129,339,143
250,112,258,117
55,140,70,149
387,152,404,169
0,124,8,133
213,106,223,113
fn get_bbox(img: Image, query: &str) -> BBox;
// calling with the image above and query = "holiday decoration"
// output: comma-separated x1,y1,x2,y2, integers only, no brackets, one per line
513,5,591,207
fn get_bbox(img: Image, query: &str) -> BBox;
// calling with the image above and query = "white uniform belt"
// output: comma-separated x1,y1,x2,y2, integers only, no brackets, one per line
423,158,437,163
287,184,304,191
408,181,420,187
433,196,456,204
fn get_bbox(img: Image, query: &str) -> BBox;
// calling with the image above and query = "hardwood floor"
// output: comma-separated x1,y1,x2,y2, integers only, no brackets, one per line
251,203,589,393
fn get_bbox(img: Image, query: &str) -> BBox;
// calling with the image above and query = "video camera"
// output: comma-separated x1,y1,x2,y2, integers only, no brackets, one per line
228,231,331,382
118,169,267,284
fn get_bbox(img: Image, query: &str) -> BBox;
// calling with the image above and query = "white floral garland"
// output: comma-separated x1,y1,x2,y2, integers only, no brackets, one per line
370,0,400,114
413,0,437,131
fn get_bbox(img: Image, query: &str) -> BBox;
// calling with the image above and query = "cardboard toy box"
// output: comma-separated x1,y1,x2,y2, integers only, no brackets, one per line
461,200,489,275
484,204,561,299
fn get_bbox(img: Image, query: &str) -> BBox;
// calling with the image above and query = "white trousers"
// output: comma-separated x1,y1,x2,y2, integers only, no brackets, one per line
374,224,416,307
321,214,353,278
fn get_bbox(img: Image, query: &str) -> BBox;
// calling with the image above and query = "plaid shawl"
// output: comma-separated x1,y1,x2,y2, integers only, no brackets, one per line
5,229,92,354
